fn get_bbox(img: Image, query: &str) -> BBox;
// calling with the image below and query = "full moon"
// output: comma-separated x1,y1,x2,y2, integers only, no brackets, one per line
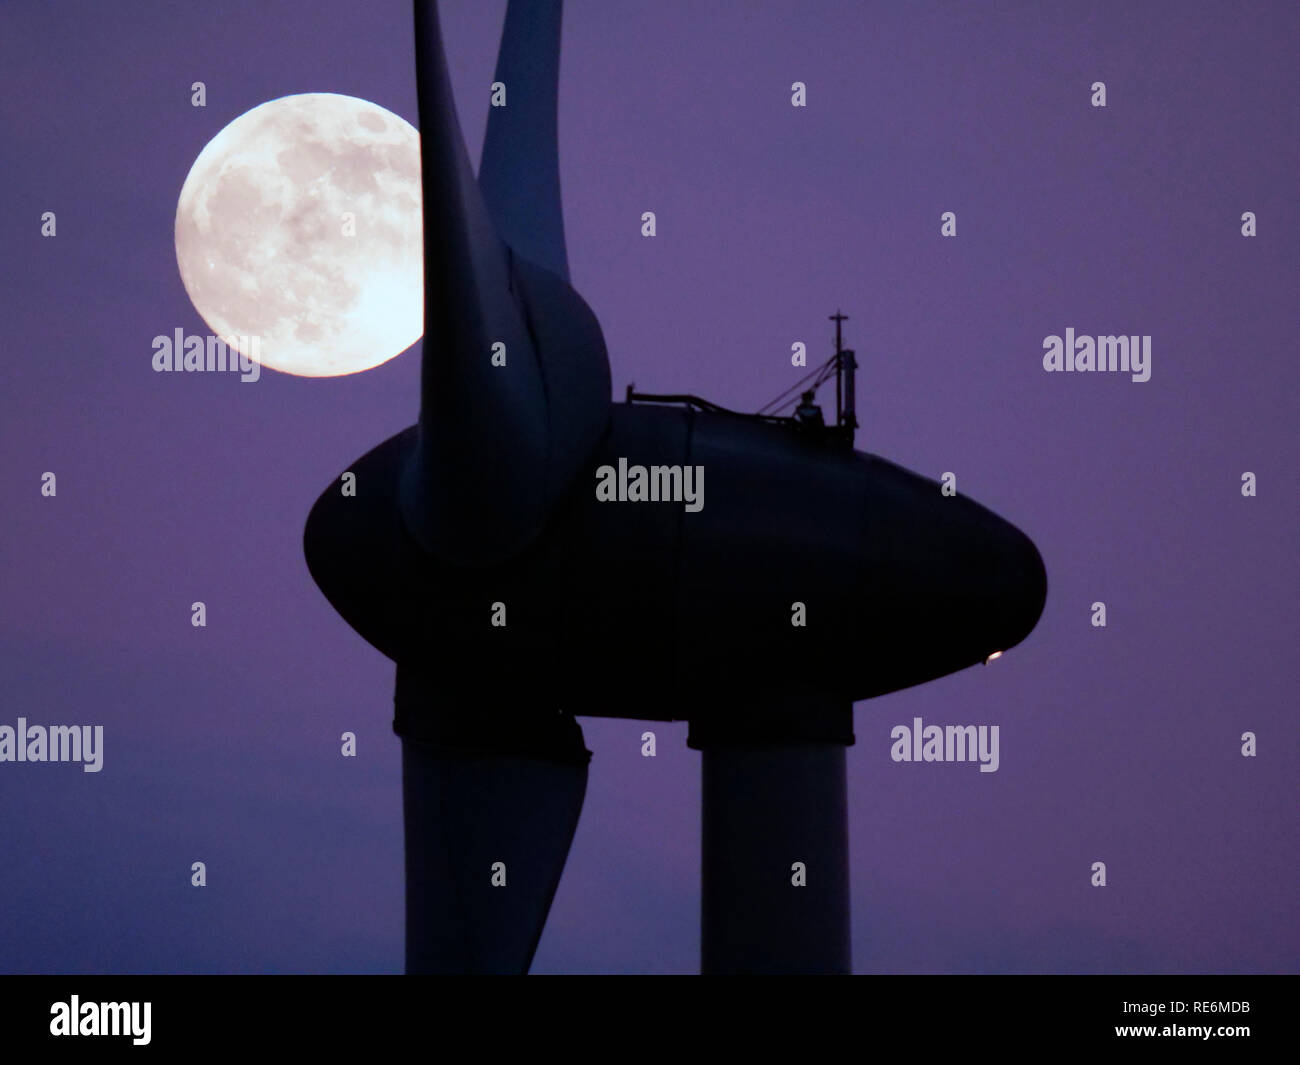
175,93,423,377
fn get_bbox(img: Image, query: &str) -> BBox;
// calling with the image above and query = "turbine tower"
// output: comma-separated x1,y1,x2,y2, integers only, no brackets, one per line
303,0,1047,974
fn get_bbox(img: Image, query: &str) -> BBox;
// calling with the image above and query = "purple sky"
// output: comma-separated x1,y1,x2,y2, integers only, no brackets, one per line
0,0,1296,974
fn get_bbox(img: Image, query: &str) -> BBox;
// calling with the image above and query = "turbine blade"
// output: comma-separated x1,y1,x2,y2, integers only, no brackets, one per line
479,0,569,280
405,0,547,563
400,702,589,974
404,0,610,566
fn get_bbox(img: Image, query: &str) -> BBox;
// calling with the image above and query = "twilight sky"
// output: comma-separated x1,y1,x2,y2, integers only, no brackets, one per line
0,0,1296,974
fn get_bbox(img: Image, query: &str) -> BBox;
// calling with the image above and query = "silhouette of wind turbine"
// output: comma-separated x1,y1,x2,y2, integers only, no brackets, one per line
304,0,1046,974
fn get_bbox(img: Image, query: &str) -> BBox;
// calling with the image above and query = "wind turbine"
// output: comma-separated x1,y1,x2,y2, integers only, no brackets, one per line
304,0,1046,974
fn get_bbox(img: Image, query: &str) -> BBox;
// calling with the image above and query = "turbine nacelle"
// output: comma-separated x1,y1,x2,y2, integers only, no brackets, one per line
305,402,1047,738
